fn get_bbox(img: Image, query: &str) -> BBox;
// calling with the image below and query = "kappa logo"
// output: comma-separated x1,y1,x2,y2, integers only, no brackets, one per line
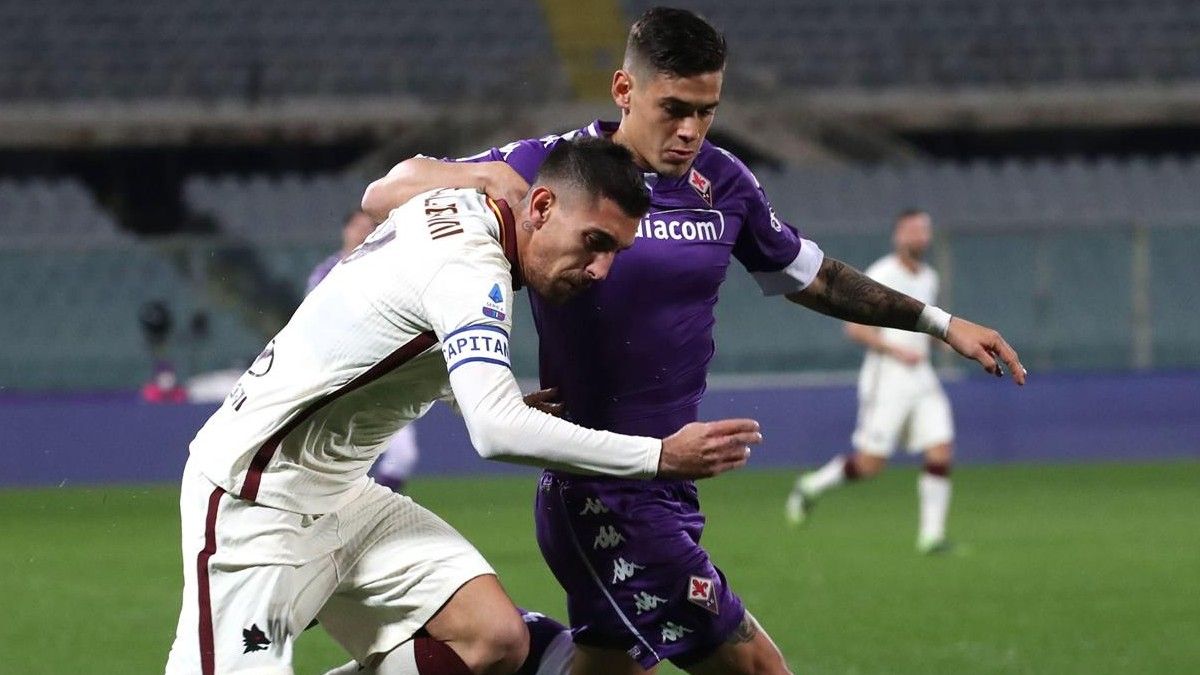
611,557,645,584
660,621,694,643
482,283,506,321
579,498,610,516
242,624,271,653
687,575,720,615
593,525,625,550
688,168,713,206
633,592,669,615
767,199,784,232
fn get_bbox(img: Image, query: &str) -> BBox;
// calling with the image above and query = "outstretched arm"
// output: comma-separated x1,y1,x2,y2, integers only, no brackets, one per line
788,257,1026,384
361,157,529,223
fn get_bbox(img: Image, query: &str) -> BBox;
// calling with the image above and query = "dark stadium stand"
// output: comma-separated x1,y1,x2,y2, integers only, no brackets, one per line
624,0,1200,90
0,0,569,102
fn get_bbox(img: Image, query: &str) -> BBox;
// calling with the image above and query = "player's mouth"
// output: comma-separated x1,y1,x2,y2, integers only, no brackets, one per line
664,148,695,162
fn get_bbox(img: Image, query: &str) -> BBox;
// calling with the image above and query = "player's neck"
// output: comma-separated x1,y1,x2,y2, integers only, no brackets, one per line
609,125,654,173
896,251,923,273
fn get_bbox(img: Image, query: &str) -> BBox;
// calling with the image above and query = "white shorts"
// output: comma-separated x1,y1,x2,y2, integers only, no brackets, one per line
165,459,493,674
852,377,955,458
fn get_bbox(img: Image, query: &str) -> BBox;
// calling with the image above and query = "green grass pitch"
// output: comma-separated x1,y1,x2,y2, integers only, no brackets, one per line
2,462,1197,674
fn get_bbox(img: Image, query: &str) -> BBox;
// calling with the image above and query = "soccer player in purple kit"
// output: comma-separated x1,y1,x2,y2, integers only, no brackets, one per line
362,8,1026,674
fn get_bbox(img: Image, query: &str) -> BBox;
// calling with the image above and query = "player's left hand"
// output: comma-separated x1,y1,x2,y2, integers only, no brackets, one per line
944,317,1026,385
524,387,565,417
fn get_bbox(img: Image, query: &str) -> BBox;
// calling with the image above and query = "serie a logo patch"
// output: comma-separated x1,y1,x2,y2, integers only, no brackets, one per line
482,283,506,321
687,575,719,614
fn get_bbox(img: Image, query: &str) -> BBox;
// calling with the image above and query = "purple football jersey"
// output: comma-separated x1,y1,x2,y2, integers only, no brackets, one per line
456,121,824,666
305,252,342,295
460,120,821,438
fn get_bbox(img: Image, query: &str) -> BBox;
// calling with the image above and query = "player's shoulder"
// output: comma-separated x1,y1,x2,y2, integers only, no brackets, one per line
495,121,597,161
695,141,762,192
402,188,503,254
864,254,897,279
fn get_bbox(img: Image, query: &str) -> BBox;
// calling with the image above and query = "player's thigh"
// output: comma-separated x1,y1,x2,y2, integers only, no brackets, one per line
852,392,911,458
316,483,496,664
572,643,656,675
167,467,338,674
685,613,790,675
906,389,955,455
536,474,747,671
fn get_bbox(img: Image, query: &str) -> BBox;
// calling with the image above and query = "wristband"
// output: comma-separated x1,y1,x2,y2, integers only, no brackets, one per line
916,305,952,339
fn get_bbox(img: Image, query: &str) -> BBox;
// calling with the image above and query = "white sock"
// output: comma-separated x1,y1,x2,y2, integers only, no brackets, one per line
799,455,848,497
918,472,952,544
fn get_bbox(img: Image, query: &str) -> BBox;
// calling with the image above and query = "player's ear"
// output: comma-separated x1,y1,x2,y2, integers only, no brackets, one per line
612,70,632,112
528,186,554,230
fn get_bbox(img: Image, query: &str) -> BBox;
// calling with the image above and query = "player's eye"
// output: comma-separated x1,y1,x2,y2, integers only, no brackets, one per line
585,231,617,252
662,103,690,119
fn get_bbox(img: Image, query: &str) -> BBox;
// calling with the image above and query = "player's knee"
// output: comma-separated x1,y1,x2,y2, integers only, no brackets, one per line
460,612,528,675
853,454,886,478
925,442,953,465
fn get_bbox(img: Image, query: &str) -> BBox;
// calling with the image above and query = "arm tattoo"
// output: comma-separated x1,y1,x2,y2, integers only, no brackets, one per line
728,615,759,645
790,257,924,330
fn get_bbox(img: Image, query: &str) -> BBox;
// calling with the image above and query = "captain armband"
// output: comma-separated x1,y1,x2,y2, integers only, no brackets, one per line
442,325,511,374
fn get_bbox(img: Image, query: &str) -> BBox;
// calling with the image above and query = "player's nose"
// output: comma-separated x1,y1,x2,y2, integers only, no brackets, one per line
585,252,616,281
677,118,701,142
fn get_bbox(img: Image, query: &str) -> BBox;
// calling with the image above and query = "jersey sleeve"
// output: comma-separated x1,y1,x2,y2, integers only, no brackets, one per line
729,158,825,296
418,233,661,479
449,136,557,184
418,240,516,375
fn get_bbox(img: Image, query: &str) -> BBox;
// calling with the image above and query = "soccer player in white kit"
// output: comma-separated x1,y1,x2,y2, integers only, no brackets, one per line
306,210,421,493
165,138,763,675
786,210,958,553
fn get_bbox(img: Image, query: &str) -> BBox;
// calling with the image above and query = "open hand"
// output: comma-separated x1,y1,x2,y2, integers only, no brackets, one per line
945,317,1027,385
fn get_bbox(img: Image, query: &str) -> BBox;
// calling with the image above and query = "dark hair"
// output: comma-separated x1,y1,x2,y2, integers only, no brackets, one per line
895,208,928,225
535,137,650,219
625,7,726,77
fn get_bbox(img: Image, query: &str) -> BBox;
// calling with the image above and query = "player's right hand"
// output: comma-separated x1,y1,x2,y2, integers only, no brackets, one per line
658,419,762,480
480,162,530,208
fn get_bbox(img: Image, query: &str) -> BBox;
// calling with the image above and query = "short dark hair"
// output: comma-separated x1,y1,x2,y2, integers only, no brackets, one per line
535,137,650,219
895,208,928,225
625,7,727,77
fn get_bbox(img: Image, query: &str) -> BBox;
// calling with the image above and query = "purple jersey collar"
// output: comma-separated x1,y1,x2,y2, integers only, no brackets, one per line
585,119,692,188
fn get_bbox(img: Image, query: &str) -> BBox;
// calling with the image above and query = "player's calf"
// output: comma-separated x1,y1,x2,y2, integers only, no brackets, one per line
686,613,791,675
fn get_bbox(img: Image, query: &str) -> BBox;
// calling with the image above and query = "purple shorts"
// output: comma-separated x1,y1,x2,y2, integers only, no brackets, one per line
534,470,745,670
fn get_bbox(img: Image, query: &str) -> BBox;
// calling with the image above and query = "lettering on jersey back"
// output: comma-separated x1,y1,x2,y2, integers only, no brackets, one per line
424,191,463,240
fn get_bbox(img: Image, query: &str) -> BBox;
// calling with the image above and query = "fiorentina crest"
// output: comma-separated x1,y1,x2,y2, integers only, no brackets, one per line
687,575,719,614
688,169,713,206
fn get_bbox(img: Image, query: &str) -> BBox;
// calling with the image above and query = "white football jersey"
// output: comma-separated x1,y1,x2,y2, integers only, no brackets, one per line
860,253,940,373
190,188,521,514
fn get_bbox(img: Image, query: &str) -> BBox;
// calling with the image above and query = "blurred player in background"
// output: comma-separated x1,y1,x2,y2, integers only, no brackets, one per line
308,209,420,492
363,8,1025,674
786,210,957,553
166,138,763,675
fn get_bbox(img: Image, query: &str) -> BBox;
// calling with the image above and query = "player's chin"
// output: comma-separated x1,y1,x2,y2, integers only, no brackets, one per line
655,158,692,177
541,280,585,305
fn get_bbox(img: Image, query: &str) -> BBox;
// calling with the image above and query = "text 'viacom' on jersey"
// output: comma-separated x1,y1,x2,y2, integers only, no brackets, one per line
635,210,725,242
